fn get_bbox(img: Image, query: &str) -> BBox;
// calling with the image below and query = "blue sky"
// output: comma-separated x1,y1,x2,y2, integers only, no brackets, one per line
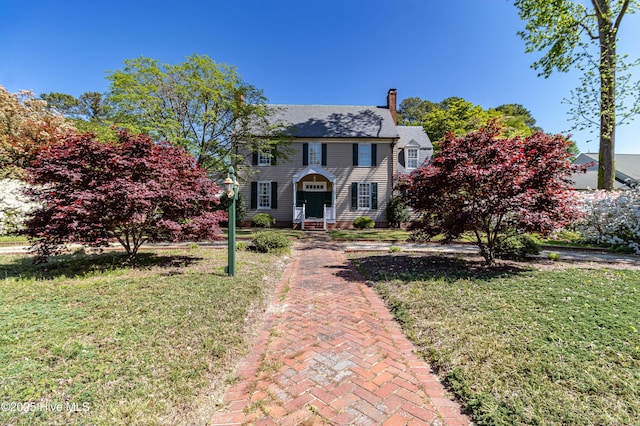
1,0,639,154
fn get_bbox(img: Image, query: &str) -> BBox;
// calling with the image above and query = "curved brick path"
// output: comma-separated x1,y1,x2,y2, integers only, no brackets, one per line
211,238,470,425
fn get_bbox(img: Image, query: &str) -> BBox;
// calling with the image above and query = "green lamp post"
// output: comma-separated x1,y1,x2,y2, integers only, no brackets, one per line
223,166,239,277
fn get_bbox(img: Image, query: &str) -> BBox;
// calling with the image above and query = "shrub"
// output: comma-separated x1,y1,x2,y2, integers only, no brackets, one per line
236,241,246,251
576,189,640,254
389,246,402,253
251,231,291,253
387,196,410,228
252,213,275,228
495,234,541,260
353,216,375,229
547,252,561,261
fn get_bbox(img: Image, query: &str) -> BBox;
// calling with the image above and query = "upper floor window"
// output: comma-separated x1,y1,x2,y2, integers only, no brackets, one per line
258,152,271,166
407,148,418,169
353,143,377,167
309,143,322,165
358,144,371,167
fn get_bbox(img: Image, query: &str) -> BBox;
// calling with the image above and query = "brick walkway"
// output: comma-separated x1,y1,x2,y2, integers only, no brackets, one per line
211,238,470,425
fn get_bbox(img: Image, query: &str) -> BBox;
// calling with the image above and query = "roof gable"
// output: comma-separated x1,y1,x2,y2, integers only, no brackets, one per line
396,126,432,149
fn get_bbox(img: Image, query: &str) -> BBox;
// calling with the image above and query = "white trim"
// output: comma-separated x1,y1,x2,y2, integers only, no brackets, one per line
303,182,327,192
257,152,271,166
358,143,372,167
257,181,271,209
357,182,372,210
406,147,418,169
292,165,336,183
308,142,322,165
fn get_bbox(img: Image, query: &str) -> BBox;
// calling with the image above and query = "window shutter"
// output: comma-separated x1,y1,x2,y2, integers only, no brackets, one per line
351,182,358,210
303,143,309,166
271,182,278,209
252,152,258,166
250,182,257,209
352,144,358,166
371,182,378,209
398,148,405,167
371,144,377,167
321,143,327,166
271,148,277,166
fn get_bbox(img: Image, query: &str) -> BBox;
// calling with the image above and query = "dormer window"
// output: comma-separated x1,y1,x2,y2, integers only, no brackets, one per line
407,148,418,169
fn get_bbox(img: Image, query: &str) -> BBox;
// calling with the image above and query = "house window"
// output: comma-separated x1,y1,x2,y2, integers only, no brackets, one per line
308,143,321,165
258,181,271,209
358,143,371,167
407,148,418,169
303,182,327,192
257,152,271,166
358,183,371,209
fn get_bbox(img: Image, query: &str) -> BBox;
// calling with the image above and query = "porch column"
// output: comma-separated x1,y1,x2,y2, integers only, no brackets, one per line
332,181,336,221
292,180,297,222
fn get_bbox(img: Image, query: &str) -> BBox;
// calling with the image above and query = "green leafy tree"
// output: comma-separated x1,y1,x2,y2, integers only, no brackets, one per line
400,96,542,152
514,0,640,190
106,54,283,178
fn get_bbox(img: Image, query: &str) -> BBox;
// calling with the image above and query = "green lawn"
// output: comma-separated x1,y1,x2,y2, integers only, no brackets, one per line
0,247,287,425
327,228,412,241
353,253,640,425
227,227,303,240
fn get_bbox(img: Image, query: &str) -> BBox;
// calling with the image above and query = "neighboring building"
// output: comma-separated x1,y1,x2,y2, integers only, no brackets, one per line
238,89,432,229
572,153,640,190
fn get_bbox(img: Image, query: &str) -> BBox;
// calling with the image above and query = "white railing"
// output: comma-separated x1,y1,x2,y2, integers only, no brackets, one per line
324,206,336,222
323,205,327,230
293,204,306,229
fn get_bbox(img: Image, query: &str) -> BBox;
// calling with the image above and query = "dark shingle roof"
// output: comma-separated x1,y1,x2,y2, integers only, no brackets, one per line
572,153,640,189
267,104,399,139
396,126,432,149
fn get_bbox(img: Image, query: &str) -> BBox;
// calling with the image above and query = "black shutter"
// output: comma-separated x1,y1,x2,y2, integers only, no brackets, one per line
371,183,378,209
250,182,257,209
271,148,277,166
398,148,405,167
371,144,377,167
353,144,358,166
351,182,358,210
303,143,309,166
271,182,277,209
321,143,327,166
252,152,258,166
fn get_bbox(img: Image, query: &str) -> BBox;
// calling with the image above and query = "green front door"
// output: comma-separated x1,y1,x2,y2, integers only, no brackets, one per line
305,192,325,219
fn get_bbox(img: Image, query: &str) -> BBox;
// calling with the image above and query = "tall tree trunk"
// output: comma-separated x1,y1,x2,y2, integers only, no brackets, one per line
594,0,617,190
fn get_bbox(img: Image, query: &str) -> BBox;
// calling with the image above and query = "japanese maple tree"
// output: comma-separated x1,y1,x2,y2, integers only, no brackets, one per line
401,122,581,264
24,131,226,262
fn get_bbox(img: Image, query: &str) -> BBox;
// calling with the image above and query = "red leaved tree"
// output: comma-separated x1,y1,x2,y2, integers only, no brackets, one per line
24,131,226,262
401,122,581,264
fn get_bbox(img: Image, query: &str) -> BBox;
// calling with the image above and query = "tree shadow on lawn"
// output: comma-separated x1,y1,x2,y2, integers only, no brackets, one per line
354,252,530,284
0,251,202,281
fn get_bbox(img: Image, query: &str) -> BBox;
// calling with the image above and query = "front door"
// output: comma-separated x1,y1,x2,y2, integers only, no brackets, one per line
305,192,324,219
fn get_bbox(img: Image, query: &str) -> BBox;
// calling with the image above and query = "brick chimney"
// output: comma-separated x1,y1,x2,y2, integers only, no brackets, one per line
387,88,397,124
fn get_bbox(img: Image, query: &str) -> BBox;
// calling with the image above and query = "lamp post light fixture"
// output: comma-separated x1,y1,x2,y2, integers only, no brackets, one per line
224,166,239,276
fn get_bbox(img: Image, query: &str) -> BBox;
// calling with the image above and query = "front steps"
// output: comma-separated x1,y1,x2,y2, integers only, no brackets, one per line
303,220,325,231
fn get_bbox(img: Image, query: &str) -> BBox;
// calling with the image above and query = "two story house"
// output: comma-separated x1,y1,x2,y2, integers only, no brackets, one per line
239,89,432,229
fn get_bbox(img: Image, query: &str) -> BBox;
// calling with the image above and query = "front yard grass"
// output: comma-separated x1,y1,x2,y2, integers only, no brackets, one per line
0,247,288,425
327,229,411,241
353,253,640,425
